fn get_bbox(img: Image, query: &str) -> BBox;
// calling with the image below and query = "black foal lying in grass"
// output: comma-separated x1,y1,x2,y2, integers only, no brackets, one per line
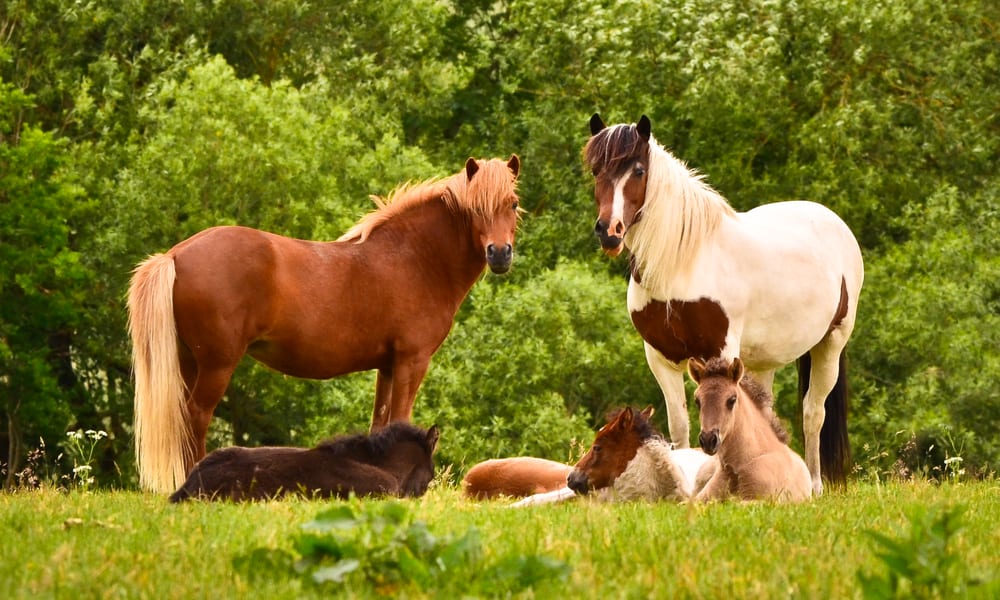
169,422,439,502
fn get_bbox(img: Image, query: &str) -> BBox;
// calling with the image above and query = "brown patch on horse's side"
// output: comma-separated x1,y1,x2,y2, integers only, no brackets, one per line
828,276,849,334
630,298,729,364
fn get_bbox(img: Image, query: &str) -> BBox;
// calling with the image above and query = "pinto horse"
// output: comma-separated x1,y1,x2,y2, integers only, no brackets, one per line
129,156,520,493
585,114,863,495
169,421,439,503
689,357,812,502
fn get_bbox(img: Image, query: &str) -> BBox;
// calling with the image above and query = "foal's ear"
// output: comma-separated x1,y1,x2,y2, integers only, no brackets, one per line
426,425,440,454
507,154,520,178
590,113,606,135
687,357,707,383
465,157,480,180
639,405,655,420
728,357,745,383
616,407,634,430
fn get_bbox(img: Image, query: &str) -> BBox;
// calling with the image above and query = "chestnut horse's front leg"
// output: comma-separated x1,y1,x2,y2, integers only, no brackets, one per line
371,368,394,430
369,354,432,430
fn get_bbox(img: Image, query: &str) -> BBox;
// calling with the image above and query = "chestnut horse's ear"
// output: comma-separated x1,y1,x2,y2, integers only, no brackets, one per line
426,425,440,454
465,157,479,180
637,115,651,141
590,113,606,135
507,154,520,178
687,357,707,383
639,405,655,420
728,357,745,383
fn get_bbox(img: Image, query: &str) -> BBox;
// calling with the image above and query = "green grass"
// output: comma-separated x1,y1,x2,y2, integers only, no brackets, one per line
1,480,998,598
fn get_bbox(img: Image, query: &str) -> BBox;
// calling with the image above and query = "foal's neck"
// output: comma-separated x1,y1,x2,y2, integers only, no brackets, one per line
718,391,775,469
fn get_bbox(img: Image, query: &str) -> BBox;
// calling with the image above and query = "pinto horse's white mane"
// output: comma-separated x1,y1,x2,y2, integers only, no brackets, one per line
626,135,735,298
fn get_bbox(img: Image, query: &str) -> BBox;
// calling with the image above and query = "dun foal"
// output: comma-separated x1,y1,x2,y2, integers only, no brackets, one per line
689,357,812,502
169,422,439,502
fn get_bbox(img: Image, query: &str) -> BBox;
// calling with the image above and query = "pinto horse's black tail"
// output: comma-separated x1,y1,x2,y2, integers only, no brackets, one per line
798,351,851,486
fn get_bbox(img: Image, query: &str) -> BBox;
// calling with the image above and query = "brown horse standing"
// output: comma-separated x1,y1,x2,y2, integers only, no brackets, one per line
129,156,521,493
688,357,812,503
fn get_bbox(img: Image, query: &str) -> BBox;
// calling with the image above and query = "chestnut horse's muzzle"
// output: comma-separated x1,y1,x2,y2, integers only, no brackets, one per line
486,243,513,274
566,469,590,495
699,430,720,455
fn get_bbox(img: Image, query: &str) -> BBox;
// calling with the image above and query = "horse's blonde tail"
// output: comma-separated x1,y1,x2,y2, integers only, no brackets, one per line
127,254,193,494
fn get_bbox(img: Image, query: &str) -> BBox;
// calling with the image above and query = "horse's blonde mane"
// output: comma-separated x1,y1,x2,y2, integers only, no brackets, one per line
338,159,519,244
626,136,735,297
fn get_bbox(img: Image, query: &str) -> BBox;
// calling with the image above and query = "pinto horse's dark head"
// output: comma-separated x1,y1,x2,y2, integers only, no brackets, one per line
462,155,522,274
584,114,652,257
567,406,658,495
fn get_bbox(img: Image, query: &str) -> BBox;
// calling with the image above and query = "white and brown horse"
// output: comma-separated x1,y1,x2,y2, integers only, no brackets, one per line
585,115,863,495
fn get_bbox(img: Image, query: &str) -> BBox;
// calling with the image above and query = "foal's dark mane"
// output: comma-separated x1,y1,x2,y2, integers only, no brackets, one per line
605,407,662,442
698,358,790,444
584,123,646,177
316,421,433,458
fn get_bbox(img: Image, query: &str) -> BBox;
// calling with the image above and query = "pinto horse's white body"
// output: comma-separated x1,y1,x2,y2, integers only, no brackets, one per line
587,115,864,495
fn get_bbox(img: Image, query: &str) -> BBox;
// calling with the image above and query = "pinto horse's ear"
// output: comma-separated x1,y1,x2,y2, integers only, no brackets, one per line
465,157,479,180
687,357,707,383
637,115,651,141
426,425,440,454
639,405,655,420
507,154,520,178
728,357,745,383
590,113,606,135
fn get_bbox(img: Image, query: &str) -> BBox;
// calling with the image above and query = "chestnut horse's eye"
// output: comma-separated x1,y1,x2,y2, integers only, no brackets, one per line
512,201,519,211
726,395,737,410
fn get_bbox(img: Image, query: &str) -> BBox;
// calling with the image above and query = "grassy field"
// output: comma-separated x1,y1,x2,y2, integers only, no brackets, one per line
1,479,998,598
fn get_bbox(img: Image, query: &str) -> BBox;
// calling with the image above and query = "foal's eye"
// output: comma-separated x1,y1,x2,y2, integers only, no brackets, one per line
593,445,601,453
726,395,737,410
694,397,701,409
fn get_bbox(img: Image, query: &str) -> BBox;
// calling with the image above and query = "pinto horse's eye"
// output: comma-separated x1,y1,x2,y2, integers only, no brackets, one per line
726,395,737,410
633,165,646,178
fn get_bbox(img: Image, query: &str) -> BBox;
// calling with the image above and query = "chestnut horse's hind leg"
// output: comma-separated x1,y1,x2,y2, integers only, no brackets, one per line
183,361,239,469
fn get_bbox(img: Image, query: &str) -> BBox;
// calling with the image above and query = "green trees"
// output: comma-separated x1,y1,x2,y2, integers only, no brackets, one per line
1,0,997,485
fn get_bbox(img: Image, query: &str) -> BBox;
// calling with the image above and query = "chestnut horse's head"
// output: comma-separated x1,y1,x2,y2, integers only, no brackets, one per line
461,155,522,274
584,114,652,257
688,357,745,455
567,406,657,495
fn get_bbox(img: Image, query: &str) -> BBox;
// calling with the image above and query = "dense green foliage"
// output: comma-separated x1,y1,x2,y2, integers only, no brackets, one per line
1,0,997,485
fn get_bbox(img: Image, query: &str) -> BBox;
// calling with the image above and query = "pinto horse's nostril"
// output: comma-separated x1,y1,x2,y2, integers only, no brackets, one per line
613,222,624,236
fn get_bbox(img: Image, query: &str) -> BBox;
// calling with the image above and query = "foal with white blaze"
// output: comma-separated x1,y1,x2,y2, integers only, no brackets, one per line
585,114,864,495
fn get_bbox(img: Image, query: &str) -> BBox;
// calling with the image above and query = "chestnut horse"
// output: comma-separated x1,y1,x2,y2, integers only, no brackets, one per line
169,422,439,503
585,114,864,495
566,406,716,502
129,156,520,493
689,357,812,502
462,457,573,500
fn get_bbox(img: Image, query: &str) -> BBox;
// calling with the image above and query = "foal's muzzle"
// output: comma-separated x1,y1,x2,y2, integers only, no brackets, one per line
566,469,590,495
594,219,624,256
699,430,720,455
486,243,513,274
